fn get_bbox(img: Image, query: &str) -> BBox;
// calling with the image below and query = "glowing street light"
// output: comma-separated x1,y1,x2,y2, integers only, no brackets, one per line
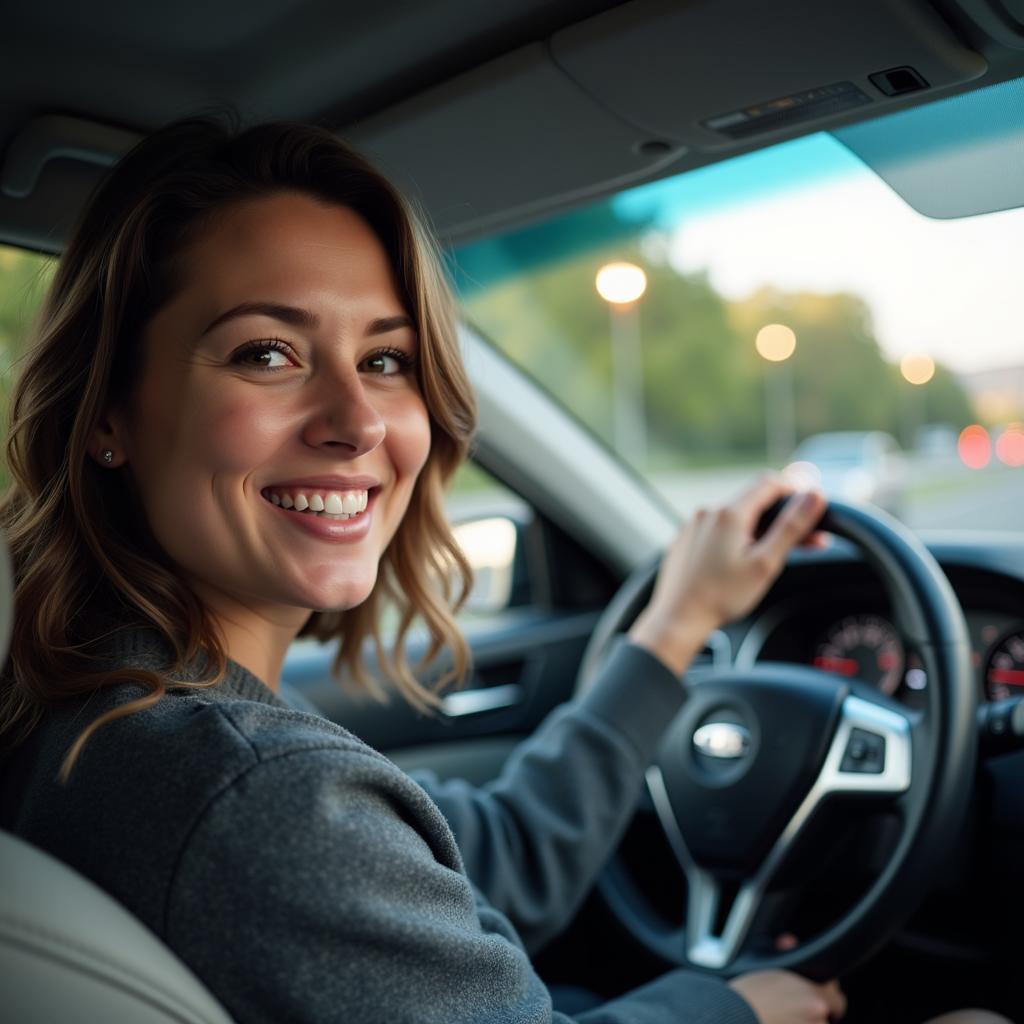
996,423,1024,467
900,353,935,385
756,324,797,363
958,424,991,469
596,262,648,467
596,262,647,306
755,323,797,465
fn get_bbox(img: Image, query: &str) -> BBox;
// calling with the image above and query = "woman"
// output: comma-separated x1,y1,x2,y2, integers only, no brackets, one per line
0,117,988,1024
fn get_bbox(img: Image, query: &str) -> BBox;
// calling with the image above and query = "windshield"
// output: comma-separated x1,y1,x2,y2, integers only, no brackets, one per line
454,77,1024,534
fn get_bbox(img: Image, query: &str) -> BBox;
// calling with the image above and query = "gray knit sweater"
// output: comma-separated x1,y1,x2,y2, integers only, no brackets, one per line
1,630,757,1024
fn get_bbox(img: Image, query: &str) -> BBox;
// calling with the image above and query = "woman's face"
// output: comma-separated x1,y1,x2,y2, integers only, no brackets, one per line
107,192,431,630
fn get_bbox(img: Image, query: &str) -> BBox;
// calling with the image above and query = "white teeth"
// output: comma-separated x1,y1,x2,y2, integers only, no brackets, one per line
266,487,370,517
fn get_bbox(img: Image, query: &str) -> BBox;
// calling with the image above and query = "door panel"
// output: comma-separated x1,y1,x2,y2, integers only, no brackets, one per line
283,608,601,765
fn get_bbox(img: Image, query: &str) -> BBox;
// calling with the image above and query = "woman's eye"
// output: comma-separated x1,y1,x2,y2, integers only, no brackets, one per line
231,340,294,370
362,349,415,375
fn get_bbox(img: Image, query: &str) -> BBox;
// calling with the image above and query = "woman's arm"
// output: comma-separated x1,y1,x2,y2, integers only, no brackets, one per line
415,478,826,951
411,637,687,953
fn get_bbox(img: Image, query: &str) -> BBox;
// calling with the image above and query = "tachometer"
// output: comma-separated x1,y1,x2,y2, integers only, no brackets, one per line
985,628,1024,702
813,614,904,695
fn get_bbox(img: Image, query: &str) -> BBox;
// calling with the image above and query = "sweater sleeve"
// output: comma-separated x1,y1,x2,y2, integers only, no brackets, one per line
411,639,687,953
164,739,756,1024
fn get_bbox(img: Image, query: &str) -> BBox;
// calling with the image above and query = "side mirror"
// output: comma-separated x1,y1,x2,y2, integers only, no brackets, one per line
452,515,520,615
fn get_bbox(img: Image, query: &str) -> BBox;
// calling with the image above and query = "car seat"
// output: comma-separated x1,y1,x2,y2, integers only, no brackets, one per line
0,534,234,1024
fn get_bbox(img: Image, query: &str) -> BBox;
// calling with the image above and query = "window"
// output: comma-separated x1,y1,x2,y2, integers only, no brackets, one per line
0,244,56,485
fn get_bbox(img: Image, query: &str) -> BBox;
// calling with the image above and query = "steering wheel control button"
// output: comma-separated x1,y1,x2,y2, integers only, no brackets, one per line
840,728,886,773
693,722,751,760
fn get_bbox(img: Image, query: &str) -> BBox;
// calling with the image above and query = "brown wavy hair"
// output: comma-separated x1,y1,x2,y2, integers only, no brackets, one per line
0,116,475,777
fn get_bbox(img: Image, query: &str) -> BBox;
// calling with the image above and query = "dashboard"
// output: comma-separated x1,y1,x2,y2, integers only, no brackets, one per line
731,533,1024,710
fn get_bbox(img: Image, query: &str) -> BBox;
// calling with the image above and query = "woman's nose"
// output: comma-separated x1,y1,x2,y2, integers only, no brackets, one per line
300,368,386,456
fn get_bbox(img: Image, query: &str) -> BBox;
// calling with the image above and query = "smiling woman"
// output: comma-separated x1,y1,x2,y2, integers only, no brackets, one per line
0,116,878,1024
0,121,477,759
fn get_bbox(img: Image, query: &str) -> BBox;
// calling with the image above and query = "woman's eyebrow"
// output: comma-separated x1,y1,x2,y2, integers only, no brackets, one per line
199,304,414,337
366,314,415,336
201,301,318,336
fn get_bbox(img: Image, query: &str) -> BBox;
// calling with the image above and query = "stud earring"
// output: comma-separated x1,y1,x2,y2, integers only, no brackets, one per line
102,450,114,464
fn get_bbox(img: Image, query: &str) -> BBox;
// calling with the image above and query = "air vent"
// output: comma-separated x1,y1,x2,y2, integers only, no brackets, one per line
869,65,929,97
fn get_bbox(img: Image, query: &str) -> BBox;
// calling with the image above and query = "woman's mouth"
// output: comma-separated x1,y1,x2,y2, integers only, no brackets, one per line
261,487,372,521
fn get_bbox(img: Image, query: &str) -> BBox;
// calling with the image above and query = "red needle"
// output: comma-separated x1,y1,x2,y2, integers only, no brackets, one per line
988,667,1024,687
814,656,858,676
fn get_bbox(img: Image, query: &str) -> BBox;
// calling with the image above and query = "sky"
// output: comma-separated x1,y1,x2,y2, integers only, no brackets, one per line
612,134,1024,377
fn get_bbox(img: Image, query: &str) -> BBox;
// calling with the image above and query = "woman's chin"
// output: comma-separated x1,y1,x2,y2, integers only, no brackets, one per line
290,574,378,614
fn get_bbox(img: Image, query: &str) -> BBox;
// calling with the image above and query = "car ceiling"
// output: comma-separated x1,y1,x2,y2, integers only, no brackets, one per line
3,0,1024,251
1,0,626,138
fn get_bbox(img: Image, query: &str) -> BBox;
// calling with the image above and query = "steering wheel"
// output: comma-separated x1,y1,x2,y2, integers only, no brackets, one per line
575,499,976,982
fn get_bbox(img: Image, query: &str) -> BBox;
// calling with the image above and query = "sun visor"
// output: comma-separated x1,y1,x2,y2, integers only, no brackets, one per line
833,74,1024,219
349,43,688,243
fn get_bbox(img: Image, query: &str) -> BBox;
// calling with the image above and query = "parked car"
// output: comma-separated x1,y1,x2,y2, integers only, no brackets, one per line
786,431,907,515
2,2,1023,1023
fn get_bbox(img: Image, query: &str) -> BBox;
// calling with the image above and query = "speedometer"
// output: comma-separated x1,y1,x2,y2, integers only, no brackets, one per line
985,628,1024,702
813,614,904,695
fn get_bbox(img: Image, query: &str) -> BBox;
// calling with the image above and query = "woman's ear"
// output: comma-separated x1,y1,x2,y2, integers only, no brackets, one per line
89,408,128,468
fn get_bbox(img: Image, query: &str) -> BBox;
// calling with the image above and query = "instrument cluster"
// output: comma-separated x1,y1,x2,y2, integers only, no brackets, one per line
742,601,1024,705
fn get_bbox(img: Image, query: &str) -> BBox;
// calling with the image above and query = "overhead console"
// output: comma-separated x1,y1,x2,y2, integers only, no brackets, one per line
550,0,986,150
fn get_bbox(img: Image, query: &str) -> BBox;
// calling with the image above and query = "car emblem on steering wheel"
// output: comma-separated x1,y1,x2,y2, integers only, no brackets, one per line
692,722,751,759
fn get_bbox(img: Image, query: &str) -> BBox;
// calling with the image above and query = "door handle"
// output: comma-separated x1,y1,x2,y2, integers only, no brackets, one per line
440,683,524,717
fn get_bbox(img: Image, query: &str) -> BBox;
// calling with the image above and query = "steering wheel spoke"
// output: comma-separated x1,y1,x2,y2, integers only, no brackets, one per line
647,764,769,968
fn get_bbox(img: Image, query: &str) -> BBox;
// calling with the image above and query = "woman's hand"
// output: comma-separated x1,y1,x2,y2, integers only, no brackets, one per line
729,969,847,1024
628,474,827,675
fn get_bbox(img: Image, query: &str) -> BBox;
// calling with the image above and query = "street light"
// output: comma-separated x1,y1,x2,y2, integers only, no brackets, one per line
755,323,797,465
596,262,648,467
900,353,935,385
899,352,935,449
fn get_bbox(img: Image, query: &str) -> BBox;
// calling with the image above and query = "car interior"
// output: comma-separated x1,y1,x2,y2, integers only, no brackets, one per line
2,1,1024,1022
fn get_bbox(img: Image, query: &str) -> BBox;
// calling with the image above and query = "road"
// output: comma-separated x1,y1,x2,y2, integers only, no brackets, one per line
903,464,1023,532
651,458,1024,534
